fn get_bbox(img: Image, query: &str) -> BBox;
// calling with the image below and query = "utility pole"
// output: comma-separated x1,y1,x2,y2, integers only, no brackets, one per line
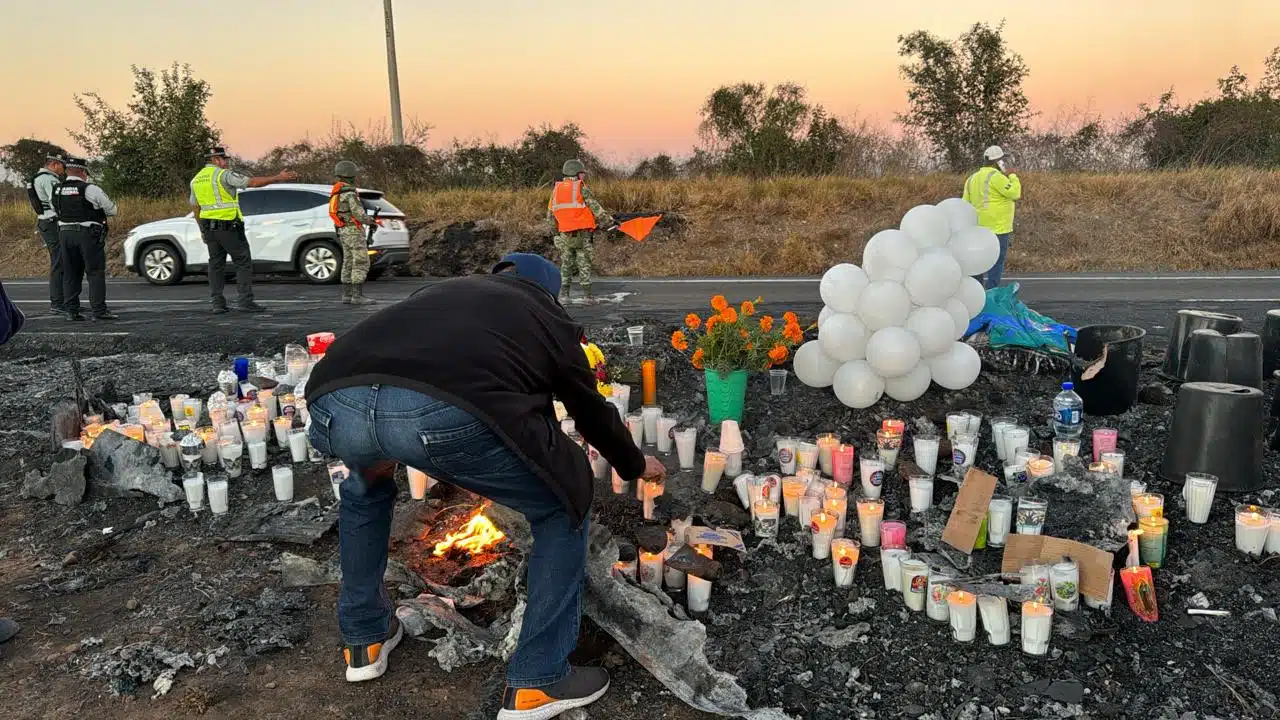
383,0,404,145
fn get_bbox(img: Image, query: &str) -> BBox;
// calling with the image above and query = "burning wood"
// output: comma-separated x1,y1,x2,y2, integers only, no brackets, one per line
432,508,506,558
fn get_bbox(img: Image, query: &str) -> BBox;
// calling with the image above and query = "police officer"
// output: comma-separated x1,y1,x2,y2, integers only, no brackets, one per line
27,154,66,316
52,157,117,321
547,159,615,304
188,147,298,314
328,160,376,306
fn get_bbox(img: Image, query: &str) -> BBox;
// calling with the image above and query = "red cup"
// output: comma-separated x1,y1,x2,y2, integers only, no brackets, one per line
307,332,336,356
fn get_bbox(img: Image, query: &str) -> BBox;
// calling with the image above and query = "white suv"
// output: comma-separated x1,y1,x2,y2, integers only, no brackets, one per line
122,184,411,285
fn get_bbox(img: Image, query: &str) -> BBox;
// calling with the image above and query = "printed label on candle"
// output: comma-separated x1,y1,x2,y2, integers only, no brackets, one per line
779,447,794,464
952,449,967,466
870,471,883,487
761,476,778,496
838,555,854,567
810,520,821,534
910,575,928,593
588,447,600,461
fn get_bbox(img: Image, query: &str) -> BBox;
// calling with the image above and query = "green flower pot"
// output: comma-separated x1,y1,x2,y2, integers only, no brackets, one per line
705,368,749,424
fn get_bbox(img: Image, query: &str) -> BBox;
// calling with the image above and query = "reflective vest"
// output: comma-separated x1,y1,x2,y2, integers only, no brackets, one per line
549,179,596,233
962,167,1020,235
328,182,362,229
190,164,241,221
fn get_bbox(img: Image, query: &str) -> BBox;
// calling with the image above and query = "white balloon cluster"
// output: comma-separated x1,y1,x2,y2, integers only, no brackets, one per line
795,199,999,408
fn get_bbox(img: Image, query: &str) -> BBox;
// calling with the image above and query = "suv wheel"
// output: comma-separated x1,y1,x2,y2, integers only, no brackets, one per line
139,241,185,286
300,240,341,284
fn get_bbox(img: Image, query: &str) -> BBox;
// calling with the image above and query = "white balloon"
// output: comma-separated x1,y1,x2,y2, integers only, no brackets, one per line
957,277,987,319
817,306,835,328
884,362,932,402
832,360,885,409
864,255,907,283
936,197,978,235
793,341,844,388
928,341,982,390
944,297,971,340
904,306,956,357
866,326,922,379
856,280,912,331
865,229,919,270
819,263,870,314
818,313,871,362
903,251,962,307
900,204,951,248
948,225,1001,276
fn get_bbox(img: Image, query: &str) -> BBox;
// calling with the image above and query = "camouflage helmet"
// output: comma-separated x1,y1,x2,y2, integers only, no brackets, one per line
561,159,586,177
334,160,359,179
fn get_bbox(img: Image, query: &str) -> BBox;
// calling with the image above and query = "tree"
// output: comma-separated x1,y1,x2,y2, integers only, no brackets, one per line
1218,65,1249,99
697,82,852,176
631,153,678,180
71,64,220,197
0,138,70,183
897,22,1032,171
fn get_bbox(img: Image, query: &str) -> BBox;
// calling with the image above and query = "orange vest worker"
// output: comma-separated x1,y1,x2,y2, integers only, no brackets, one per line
548,179,597,233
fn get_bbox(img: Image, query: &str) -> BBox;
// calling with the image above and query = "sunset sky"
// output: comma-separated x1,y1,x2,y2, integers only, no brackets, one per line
5,1,1277,163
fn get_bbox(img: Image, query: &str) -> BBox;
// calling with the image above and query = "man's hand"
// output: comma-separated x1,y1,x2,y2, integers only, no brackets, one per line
277,169,300,182
641,456,666,483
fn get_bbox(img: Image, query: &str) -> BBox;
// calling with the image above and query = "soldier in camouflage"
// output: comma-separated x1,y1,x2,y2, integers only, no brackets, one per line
330,160,377,306
548,159,614,303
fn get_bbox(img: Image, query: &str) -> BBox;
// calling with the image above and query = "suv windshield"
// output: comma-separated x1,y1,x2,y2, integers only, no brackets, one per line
359,193,403,217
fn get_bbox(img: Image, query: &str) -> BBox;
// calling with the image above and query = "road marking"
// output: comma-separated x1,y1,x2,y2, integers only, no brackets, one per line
12,299,317,305
20,331,132,336
610,275,1280,284
1177,298,1280,303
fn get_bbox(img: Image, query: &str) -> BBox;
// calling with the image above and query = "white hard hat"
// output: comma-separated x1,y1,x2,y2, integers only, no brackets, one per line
983,145,1005,161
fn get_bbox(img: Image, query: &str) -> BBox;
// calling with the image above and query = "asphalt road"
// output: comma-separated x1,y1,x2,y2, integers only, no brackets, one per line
1,272,1277,357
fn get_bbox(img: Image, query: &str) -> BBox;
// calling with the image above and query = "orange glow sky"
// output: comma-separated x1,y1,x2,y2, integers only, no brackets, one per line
4,1,1277,163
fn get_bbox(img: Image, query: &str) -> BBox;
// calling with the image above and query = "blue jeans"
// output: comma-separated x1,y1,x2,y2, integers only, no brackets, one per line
982,233,1011,289
308,385,587,689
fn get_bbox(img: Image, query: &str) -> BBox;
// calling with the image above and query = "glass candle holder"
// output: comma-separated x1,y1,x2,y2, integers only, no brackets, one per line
182,471,205,512
1049,558,1080,611
989,416,1016,462
1132,493,1164,520
832,444,856,488
1021,562,1052,604
674,428,697,470
926,570,953,622
1138,516,1169,568
1016,497,1048,535
797,442,819,472
656,417,678,454
1235,504,1270,556
640,359,657,406
1182,472,1217,524
907,475,934,513
207,478,230,515
641,405,663,446
1092,428,1118,463
815,433,839,476
1021,601,1054,656
859,457,886,500
272,465,294,502
1005,426,1031,460
753,499,779,538
951,432,978,474
978,595,1010,646
945,412,968,439
1052,437,1081,472
809,511,836,559
777,436,800,475
625,413,644,447
947,590,977,642
900,558,930,612
876,429,902,469
197,427,219,465
701,451,726,493
913,435,940,476
880,520,907,550
781,476,806,517
1100,451,1126,479
880,548,909,591
856,498,885,547
831,538,860,588
1026,456,1055,480
987,495,1013,547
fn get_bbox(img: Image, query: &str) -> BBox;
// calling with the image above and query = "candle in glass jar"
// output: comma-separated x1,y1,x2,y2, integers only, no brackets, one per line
880,520,907,550
242,419,268,445
1026,456,1055,479
880,548,909,591
907,475,934,513
857,498,885,547
625,414,644,447
859,457,885,500
1138,516,1169,568
641,406,663,446
686,546,713,612
121,424,146,443
987,496,1013,547
1052,437,1080,472
900,557,930,612
877,428,902,468
207,478,229,515
640,359,657,406
823,483,848,531
258,388,276,421
797,442,819,472
945,412,968,439
182,471,205,512
1265,509,1280,554
219,439,244,479
816,433,839,476
990,417,1016,461
781,476,806,517
247,441,268,470
1133,493,1164,520
798,495,821,529
1049,558,1080,611
978,595,1010,646
810,511,837,559
1021,601,1054,656
1235,505,1270,556
701,451,726,493
656,417,677,454
1182,472,1217,524
613,559,638,581
926,571,953,622
288,428,309,462
273,416,292,446
882,418,905,435
197,427,219,465
638,551,664,588
831,444,855,488
1092,428,1118,462
272,465,294,502
1100,451,1125,478
642,480,664,520
246,403,267,425
947,590,978,642
913,435,940,476
753,499,780,539
831,538,859,587
776,436,800,475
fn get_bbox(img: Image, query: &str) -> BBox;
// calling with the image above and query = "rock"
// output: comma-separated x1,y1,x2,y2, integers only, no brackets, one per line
633,525,669,554
1046,679,1085,704
396,594,499,672
126,598,140,611
264,681,277,689
0,618,19,644
21,449,87,506
793,670,813,686
664,544,723,581
847,597,877,616
812,622,870,649
702,500,751,530
279,552,424,593
1138,382,1175,406
1018,455,1133,553
62,551,78,567
85,431,183,503
226,498,337,545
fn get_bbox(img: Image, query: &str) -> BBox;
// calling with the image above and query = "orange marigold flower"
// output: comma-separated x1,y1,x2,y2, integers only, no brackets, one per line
711,295,729,312
783,324,804,343
671,330,689,351
759,315,774,332
705,316,721,333
739,328,749,339
783,311,798,326
741,300,756,317
691,348,706,370
768,345,789,363
720,306,739,324
684,313,701,330
745,342,754,351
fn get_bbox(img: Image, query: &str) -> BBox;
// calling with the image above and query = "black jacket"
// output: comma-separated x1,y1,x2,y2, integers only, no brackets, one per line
307,274,645,525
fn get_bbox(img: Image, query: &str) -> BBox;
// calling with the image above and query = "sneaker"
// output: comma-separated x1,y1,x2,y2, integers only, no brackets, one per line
92,311,120,321
342,616,402,683
497,667,610,720
235,302,268,314
67,311,86,322
212,306,230,315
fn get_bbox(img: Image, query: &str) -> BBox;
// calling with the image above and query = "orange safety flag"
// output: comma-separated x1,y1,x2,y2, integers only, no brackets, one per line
615,213,663,242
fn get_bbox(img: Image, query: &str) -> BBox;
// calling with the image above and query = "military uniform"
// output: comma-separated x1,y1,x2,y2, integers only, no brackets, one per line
329,161,377,305
548,159,613,302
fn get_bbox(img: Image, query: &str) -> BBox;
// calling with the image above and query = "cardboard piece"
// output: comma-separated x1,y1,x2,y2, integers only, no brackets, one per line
941,468,998,553
1001,534,1116,603
684,526,746,553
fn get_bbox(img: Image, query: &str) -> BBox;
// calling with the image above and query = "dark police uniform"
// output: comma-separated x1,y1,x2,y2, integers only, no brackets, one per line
52,158,117,321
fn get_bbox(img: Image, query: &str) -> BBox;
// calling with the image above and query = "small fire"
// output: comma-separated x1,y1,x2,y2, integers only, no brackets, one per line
432,509,506,557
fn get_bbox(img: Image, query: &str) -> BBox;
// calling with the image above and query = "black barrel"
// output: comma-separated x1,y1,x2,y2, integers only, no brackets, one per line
1161,381,1265,492
1262,309,1280,376
1185,331,1264,389
1071,324,1146,416
1160,310,1245,381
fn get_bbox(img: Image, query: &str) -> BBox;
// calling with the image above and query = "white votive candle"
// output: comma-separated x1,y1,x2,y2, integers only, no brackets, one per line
947,591,978,642
656,417,678,454
913,436,940,476
978,595,1010,646
810,511,836,559
248,441,268,470
1236,505,1270,556
686,546,713,612
880,548,909,591
182,472,205,512
1021,601,1054,656
831,538,859,588
288,428,308,462
271,465,294,502
638,551,664,589
207,478,229,515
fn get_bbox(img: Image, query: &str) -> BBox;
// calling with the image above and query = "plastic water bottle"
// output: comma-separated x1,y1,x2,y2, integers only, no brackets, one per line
1051,382,1084,438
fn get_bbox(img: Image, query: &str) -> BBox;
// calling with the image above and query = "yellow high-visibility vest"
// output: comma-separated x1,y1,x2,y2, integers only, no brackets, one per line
190,164,241,221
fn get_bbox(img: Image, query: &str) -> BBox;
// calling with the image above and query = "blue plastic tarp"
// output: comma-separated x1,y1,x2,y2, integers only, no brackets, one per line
964,283,1075,353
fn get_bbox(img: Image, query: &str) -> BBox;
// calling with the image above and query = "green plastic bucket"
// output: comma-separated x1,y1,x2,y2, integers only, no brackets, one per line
704,369,749,424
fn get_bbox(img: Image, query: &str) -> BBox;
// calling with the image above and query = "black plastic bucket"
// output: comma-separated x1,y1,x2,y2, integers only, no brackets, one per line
1161,381,1265,492
1263,309,1280,376
1160,310,1244,381
1185,331,1264,389
1072,324,1146,416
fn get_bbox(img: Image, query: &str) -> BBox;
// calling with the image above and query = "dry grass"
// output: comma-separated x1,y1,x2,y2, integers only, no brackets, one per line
2,168,1278,278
